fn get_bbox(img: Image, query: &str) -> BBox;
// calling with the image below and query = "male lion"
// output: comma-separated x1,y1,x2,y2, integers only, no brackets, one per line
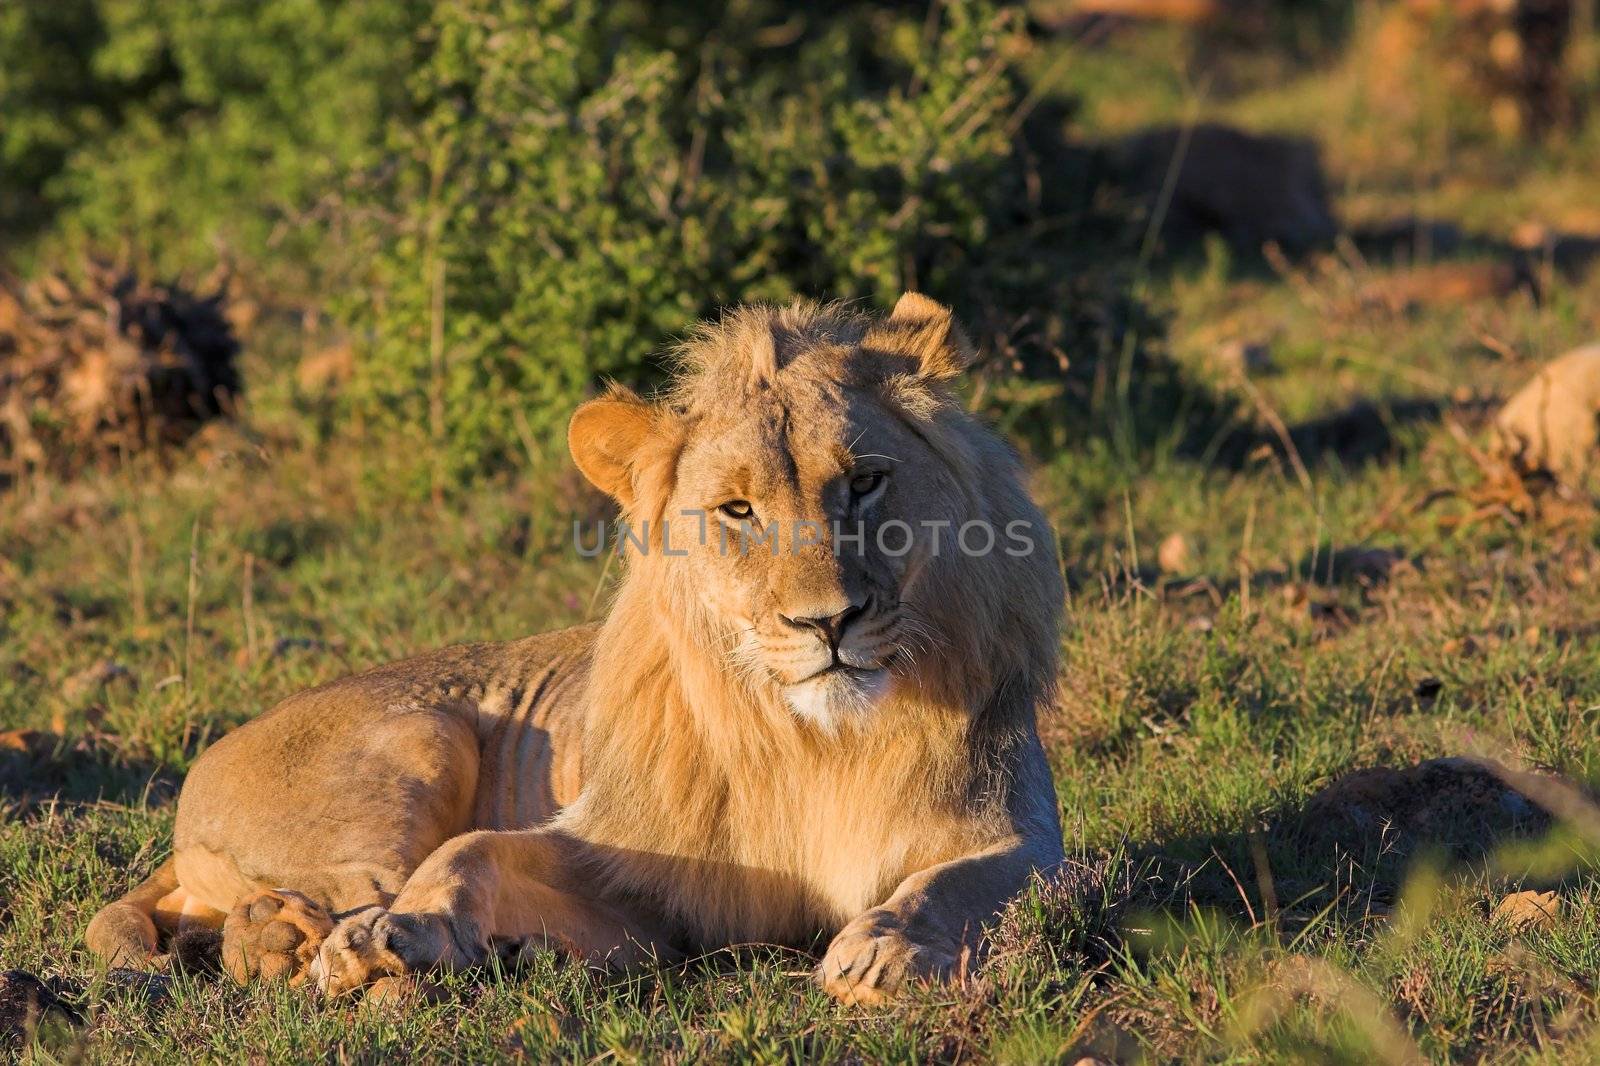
86,294,1066,1005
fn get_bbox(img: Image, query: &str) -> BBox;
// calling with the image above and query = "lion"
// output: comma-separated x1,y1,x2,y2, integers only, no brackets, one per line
85,293,1066,1006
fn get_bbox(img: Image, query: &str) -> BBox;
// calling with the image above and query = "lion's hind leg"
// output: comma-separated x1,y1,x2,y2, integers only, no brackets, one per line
221,889,336,986
85,858,180,968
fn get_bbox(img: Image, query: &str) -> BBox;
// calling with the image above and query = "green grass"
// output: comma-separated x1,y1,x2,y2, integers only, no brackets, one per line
6,19,1600,1065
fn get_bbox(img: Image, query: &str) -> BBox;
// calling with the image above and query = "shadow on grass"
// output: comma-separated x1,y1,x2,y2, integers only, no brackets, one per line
0,736,177,816
1070,534,1421,608
1204,396,1446,474
1116,757,1597,944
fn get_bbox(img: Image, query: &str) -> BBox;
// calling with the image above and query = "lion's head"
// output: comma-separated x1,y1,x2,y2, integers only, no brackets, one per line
569,294,1060,731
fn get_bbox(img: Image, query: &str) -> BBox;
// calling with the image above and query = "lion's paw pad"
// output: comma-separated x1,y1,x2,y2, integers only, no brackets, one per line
221,889,334,986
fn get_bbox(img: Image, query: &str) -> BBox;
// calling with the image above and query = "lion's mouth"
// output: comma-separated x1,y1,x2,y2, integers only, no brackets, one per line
781,659,894,726
802,663,878,684
796,649,898,685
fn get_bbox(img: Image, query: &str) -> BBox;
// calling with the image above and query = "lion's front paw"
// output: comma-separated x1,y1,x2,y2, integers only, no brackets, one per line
817,911,956,1006
221,889,334,986
311,907,476,998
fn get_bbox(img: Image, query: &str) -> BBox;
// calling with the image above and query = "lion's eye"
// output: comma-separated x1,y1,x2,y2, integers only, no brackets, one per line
849,473,885,497
718,500,753,520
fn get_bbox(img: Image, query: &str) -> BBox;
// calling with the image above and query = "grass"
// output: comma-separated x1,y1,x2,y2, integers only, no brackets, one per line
6,16,1600,1066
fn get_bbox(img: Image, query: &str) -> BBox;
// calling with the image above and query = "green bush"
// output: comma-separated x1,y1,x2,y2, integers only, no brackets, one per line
3,0,1138,489
0,0,425,281
350,0,1112,488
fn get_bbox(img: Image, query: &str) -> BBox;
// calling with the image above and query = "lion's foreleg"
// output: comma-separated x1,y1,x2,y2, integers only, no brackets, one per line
818,837,1053,1005
311,829,668,996
820,726,1065,1005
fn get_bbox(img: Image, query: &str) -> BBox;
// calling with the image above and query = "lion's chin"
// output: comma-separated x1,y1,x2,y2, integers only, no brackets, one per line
782,667,892,731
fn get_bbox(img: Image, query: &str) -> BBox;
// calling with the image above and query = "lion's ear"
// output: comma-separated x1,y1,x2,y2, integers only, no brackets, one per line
568,386,657,507
865,292,976,381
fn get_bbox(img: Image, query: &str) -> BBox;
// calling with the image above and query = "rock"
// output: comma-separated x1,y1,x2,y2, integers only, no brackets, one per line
295,341,355,394
61,659,135,703
1212,339,1275,378
1495,345,1600,482
361,975,447,1012
0,728,50,755
1157,533,1194,574
1492,889,1562,930
0,970,82,1051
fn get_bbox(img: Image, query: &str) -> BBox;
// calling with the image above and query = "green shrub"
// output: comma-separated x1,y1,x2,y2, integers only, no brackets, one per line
3,0,1143,489
0,0,110,242
0,0,426,282
350,0,1116,488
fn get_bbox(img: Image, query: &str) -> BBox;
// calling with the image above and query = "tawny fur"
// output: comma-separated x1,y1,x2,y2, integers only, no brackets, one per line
85,293,1066,1005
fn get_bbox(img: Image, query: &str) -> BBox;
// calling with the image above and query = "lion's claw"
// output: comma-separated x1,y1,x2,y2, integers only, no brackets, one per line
221,888,334,986
312,906,475,997
311,906,409,997
818,910,954,1006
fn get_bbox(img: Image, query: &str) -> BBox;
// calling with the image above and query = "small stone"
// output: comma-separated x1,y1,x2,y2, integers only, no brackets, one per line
1213,339,1276,377
0,970,82,1050
0,729,48,754
362,975,446,1011
104,968,172,1004
61,660,135,703
1157,533,1194,574
1492,890,1561,931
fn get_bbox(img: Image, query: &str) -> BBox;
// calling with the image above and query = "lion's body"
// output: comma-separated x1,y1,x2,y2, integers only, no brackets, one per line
87,295,1066,1004
173,630,592,917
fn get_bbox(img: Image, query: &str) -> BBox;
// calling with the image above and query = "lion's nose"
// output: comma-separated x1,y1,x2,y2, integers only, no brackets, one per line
781,599,868,652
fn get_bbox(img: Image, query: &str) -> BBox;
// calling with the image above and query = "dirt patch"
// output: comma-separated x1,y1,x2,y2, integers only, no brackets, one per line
1357,261,1529,312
